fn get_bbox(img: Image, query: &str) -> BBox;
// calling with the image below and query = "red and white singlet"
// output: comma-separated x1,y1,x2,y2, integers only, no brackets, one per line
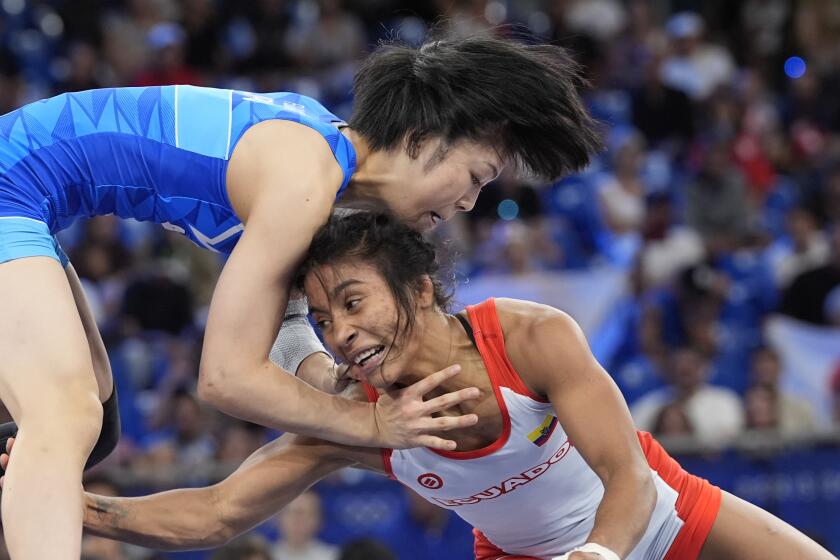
364,299,721,560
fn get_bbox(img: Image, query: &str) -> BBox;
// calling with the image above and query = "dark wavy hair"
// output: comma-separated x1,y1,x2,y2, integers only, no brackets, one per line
296,211,451,338
350,32,602,179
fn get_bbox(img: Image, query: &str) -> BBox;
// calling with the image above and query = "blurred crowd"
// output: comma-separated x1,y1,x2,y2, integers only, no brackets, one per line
2,0,840,558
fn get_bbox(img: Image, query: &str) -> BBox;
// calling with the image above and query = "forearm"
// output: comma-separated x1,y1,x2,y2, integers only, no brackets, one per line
586,468,656,557
297,352,344,394
84,488,229,551
199,361,379,447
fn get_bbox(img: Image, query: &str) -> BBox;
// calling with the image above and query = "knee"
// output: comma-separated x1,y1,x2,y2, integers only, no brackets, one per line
21,384,103,444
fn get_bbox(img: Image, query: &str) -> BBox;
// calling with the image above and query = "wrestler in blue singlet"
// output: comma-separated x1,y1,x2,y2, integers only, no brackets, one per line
0,85,356,264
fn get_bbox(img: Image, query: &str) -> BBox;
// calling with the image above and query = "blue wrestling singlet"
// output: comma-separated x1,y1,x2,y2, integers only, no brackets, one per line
0,86,357,262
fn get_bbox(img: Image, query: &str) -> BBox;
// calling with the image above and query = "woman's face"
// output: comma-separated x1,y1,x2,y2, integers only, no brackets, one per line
363,138,503,231
304,260,429,388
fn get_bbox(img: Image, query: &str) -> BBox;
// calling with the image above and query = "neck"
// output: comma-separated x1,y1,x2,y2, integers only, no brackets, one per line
396,311,477,396
338,127,393,207
285,539,313,551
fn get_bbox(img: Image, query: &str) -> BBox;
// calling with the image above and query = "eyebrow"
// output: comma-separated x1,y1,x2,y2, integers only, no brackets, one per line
307,279,363,314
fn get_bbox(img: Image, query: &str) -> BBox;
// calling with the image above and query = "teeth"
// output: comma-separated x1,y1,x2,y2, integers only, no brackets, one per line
354,347,380,365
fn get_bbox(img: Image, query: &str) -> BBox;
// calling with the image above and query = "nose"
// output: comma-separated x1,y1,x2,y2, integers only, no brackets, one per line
334,318,358,354
456,190,480,213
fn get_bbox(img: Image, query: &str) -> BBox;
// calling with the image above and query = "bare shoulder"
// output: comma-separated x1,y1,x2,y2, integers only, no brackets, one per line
493,298,581,346
492,298,589,394
227,119,344,222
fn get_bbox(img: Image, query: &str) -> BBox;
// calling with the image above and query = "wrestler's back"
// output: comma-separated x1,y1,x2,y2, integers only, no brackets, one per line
0,86,355,253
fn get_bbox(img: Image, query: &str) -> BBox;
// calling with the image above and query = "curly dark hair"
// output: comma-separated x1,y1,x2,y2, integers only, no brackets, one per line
297,211,451,338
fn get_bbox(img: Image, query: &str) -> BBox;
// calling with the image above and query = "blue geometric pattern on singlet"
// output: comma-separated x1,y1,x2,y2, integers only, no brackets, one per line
0,86,356,254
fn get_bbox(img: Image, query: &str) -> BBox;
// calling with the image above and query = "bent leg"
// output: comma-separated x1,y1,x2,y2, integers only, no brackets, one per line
699,490,836,560
65,262,113,401
0,256,103,559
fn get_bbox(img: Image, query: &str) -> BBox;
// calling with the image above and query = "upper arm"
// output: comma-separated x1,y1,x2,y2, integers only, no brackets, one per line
502,301,649,482
202,121,343,379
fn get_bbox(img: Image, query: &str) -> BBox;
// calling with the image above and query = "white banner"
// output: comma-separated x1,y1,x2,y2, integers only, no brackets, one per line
454,267,627,337
766,316,840,429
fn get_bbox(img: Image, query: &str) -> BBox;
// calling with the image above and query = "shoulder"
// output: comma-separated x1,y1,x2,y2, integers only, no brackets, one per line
491,298,589,394
493,298,583,352
234,118,343,172
226,118,343,222
697,386,743,407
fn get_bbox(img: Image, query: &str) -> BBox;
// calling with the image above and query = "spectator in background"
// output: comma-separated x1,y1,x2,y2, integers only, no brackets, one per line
134,22,202,86
121,259,194,335
338,538,396,560
611,303,670,406
613,0,668,90
231,0,295,82
631,347,745,447
396,489,474,560
631,50,694,149
638,193,705,288
216,420,267,468
286,0,366,73
134,390,216,486
747,347,815,435
766,206,831,289
651,402,694,438
819,166,840,227
733,71,783,198
212,535,273,560
744,385,780,431
181,0,224,74
685,136,753,249
474,220,554,276
781,223,840,325
56,42,104,92
0,55,24,115
70,216,132,328
272,492,338,560
435,0,495,39
659,11,736,102
562,0,627,43
598,127,647,237
100,0,168,84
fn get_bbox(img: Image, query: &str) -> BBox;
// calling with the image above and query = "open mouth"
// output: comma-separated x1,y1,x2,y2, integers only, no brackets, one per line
354,345,386,367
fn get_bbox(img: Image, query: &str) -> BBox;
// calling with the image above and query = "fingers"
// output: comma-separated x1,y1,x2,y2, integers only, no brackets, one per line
6,436,13,453
416,435,458,451
423,387,481,414
423,413,479,432
0,453,7,470
406,364,462,397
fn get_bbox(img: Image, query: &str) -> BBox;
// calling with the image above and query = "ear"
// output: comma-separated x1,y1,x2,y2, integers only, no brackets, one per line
417,275,436,309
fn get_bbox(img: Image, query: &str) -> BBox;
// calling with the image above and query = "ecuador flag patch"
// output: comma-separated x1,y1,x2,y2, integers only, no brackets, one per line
527,415,558,447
